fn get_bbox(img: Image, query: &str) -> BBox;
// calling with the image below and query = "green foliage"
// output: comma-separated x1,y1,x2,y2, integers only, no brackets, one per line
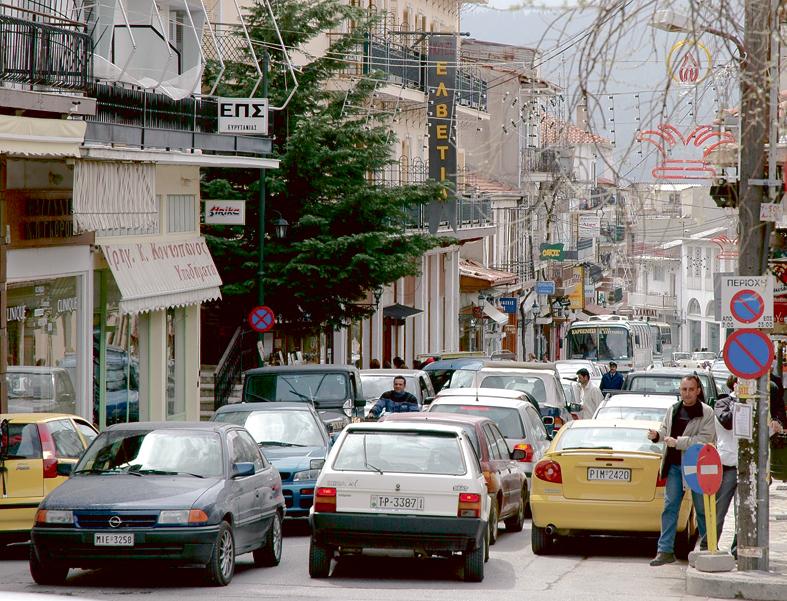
202,0,447,332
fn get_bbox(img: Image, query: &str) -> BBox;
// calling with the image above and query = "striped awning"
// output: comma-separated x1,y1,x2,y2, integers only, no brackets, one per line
102,237,222,314
0,115,85,157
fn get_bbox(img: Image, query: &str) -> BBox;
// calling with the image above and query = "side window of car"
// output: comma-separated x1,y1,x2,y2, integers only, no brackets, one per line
490,425,511,460
418,377,429,400
238,430,267,471
527,407,548,441
47,419,84,459
73,419,98,447
483,424,503,460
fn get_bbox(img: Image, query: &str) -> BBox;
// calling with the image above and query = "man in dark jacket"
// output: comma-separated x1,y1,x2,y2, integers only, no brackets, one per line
600,362,624,391
368,375,419,417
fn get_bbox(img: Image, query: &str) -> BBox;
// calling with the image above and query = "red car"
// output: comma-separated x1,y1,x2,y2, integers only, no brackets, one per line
381,412,528,546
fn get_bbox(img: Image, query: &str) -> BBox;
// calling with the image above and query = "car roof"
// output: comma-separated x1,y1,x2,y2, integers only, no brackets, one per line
105,421,234,432
244,365,358,375
359,369,424,377
0,413,84,422
422,358,487,370
565,418,662,430
629,368,711,376
600,394,678,408
436,387,528,400
343,421,467,435
213,402,315,413
431,396,532,410
382,413,492,428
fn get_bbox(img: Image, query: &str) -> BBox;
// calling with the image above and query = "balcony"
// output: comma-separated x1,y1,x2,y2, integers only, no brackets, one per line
83,83,270,157
0,14,91,90
456,67,488,112
627,292,677,310
365,34,424,91
404,196,493,232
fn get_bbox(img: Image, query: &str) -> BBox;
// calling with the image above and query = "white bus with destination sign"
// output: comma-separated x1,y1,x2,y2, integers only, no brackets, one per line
564,316,654,372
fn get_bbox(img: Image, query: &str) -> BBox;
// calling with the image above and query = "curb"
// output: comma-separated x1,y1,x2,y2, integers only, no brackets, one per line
686,567,787,600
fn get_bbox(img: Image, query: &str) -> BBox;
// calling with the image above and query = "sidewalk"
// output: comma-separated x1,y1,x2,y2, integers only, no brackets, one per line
686,482,787,600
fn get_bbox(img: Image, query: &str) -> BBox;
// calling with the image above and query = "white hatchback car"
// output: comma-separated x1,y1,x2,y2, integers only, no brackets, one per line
593,393,679,422
309,421,490,582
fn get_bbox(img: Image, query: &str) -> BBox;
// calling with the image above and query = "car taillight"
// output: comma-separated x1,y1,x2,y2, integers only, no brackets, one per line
534,460,562,484
314,487,336,512
36,424,58,479
514,443,534,462
457,492,481,518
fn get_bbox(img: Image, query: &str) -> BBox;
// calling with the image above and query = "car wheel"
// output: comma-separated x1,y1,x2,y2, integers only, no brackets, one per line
504,490,526,533
254,511,283,567
488,500,499,545
29,548,69,585
205,521,235,586
531,525,553,555
309,538,332,578
463,527,486,582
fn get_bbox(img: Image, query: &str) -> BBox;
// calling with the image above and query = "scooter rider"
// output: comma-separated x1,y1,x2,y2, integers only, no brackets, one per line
367,375,419,417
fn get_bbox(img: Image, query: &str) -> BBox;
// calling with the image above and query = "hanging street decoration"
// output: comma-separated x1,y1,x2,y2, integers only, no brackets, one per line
637,124,736,181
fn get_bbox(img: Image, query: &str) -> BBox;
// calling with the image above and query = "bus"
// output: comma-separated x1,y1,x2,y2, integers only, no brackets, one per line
648,321,674,366
563,315,654,373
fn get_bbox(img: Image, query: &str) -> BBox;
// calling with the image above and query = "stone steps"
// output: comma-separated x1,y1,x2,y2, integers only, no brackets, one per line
199,365,242,421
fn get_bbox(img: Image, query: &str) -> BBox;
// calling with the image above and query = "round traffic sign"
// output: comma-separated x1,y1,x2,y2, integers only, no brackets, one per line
248,305,275,333
696,444,723,495
723,329,774,380
730,289,765,324
681,443,704,494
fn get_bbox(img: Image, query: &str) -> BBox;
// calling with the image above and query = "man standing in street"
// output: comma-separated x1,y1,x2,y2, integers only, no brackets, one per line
647,375,716,566
600,361,624,391
577,368,604,419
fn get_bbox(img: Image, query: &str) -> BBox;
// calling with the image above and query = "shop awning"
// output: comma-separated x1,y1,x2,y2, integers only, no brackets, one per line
483,301,509,325
0,115,86,157
459,258,518,292
102,237,222,314
383,303,423,320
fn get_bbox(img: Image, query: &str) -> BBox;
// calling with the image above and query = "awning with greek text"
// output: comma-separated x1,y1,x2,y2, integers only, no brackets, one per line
102,237,222,314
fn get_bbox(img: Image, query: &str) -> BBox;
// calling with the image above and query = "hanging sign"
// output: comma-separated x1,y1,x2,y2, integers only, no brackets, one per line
720,275,774,329
204,200,246,225
218,98,269,134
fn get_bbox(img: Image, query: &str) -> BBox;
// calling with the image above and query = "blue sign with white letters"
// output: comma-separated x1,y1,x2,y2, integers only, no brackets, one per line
536,281,556,296
499,297,518,314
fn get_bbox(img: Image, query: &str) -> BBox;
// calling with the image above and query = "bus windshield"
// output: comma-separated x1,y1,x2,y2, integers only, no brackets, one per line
567,326,631,361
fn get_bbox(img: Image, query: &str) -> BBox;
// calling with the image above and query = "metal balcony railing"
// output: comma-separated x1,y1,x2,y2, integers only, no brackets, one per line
456,67,488,112
403,196,493,231
0,14,91,90
364,33,424,90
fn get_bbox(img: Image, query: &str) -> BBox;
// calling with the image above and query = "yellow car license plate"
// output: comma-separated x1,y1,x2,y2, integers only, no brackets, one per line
587,467,631,481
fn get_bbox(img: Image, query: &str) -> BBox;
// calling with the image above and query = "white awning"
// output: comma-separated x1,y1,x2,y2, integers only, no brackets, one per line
102,237,222,314
483,301,509,325
0,115,86,157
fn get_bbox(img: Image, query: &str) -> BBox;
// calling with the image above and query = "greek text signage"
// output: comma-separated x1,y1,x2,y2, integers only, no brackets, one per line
720,275,774,329
218,98,269,134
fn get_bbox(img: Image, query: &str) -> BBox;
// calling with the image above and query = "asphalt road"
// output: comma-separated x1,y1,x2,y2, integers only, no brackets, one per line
0,520,728,601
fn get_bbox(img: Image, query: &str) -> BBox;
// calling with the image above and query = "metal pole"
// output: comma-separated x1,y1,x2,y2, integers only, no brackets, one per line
736,0,771,572
257,50,269,367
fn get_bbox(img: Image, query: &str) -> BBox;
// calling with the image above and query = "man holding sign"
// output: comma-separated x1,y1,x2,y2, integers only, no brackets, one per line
647,375,716,566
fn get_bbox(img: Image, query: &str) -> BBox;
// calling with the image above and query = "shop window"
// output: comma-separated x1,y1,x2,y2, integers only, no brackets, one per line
6,276,80,415
167,307,187,419
166,194,197,233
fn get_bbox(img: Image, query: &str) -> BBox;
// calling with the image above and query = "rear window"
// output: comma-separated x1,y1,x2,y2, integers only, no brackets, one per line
480,375,546,403
3,423,43,459
556,426,664,454
429,404,525,438
627,376,681,394
595,407,670,422
246,373,349,403
333,431,467,475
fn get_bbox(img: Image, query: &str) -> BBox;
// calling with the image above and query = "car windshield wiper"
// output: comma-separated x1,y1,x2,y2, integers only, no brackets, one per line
133,468,205,478
258,440,309,447
246,392,272,402
362,434,383,474
73,468,142,476
281,378,314,402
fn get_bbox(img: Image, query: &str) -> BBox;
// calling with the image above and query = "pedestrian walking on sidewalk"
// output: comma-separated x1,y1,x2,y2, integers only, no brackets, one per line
648,374,716,566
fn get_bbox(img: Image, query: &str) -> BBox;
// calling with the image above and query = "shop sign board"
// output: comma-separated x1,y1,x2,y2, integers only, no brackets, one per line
578,214,601,238
218,98,268,134
540,243,565,262
204,200,246,225
720,275,773,329
535,281,556,296
499,297,518,314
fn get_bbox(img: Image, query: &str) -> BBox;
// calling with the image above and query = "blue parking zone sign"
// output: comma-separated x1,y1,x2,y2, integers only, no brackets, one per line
681,443,704,494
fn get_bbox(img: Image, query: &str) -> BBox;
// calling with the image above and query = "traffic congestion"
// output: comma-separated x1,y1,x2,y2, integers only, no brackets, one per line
4,318,774,587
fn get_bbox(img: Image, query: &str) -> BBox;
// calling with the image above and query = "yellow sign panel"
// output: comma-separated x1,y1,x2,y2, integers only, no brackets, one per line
567,267,584,310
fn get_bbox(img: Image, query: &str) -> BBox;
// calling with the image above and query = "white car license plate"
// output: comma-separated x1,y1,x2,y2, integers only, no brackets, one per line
94,533,134,547
587,468,631,481
370,495,424,511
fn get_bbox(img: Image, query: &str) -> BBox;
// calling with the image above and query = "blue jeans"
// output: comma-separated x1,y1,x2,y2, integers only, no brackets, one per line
657,464,707,553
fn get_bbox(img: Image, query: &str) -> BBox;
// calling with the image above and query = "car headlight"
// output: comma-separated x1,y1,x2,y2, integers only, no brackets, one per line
293,469,322,481
158,509,209,525
35,509,74,525
343,399,353,417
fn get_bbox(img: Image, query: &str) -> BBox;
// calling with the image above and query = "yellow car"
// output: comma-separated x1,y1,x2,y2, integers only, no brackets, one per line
0,413,98,548
530,419,697,557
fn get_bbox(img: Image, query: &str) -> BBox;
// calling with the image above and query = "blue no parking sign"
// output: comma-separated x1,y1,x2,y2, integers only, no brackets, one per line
723,329,774,380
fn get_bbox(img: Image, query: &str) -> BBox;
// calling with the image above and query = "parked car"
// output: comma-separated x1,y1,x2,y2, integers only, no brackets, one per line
593,393,679,422
530,419,697,557
622,368,720,406
0,413,98,549
427,388,552,487
309,420,490,581
381,412,529,543
359,368,436,414
555,360,603,388
676,351,718,369
6,367,76,415
422,357,489,392
710,359,733,394
212,402,331,518
30,422,285,586
242,365,366,431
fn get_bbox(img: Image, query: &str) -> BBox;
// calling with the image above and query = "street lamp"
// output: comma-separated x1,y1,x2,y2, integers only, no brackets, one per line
650,9,746,60
272,211,289,241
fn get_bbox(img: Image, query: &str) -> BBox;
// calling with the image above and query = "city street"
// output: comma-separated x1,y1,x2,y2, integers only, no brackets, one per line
0,522,724,601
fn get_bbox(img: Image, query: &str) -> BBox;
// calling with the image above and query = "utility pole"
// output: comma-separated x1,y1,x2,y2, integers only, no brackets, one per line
257,50,270,366
736,0,772,572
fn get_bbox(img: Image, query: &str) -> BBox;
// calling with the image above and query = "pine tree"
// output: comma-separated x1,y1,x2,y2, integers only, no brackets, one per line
202,0,447,334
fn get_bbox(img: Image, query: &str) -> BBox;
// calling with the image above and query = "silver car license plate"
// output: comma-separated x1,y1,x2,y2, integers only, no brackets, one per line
587,467,631,481
94,533,134,546
370,495,424,511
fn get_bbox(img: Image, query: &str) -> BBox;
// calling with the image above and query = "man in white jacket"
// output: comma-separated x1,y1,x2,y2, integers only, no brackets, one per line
577,368,604,419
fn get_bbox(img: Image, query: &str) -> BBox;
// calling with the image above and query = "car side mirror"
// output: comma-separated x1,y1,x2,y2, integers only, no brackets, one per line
56,462,73,477
232,462,255,478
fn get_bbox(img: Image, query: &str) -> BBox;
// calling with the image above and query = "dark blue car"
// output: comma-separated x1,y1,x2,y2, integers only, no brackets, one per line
212,403,331,518
30,422,285,587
